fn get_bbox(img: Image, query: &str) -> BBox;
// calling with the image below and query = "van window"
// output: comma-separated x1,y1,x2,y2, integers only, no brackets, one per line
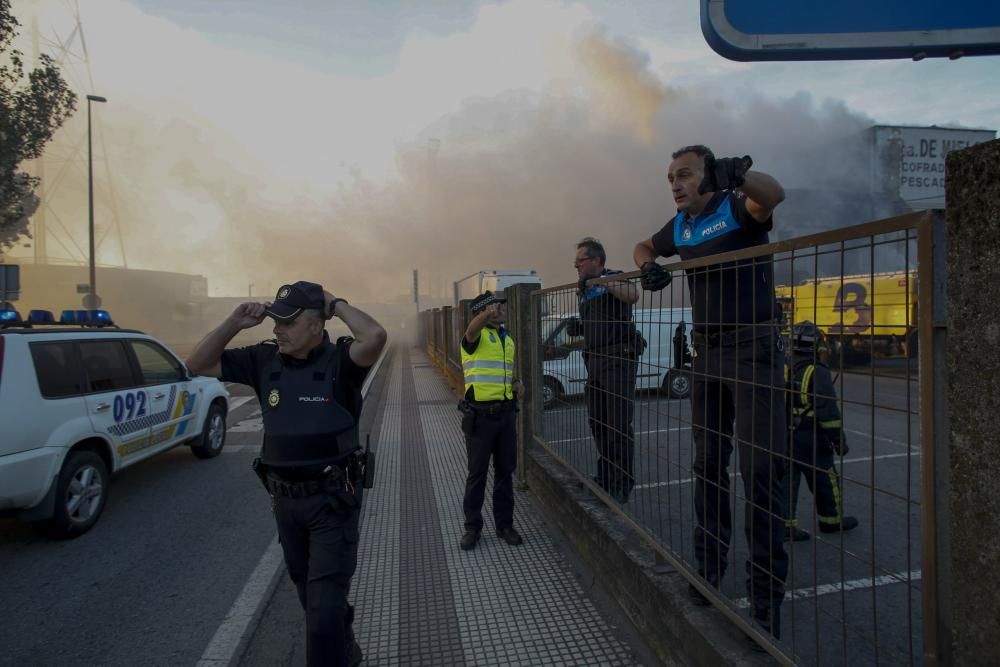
131,340,186,384
79,341,137,393
30,342,85,398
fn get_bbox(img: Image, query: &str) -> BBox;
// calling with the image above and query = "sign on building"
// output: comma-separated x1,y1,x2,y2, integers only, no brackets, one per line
871,125,996,209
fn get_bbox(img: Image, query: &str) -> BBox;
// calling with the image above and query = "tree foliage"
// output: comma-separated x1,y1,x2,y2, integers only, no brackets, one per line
1,0,77,250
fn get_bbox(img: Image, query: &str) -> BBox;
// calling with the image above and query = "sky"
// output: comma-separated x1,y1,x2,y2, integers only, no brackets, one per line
7,0,999,301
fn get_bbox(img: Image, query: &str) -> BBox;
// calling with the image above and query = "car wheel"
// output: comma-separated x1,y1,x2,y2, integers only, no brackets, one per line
663,369,691,399
43,450,109,539
192,402,227,459
542,377,562,409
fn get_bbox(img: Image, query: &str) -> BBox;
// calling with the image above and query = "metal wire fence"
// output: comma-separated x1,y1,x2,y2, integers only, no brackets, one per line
421,211,938,665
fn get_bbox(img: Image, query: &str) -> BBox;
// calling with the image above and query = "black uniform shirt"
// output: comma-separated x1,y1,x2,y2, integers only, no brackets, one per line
577,269,637,350
651,191,778,331
220,334,369,423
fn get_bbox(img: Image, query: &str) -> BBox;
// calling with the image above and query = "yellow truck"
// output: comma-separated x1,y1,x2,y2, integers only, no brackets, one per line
775,271,917,362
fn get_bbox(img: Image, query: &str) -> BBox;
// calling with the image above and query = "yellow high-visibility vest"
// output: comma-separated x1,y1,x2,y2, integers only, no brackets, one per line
461,326,515,401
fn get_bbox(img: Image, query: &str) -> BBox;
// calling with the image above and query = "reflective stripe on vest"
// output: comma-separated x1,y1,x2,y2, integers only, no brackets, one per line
461,327,515,401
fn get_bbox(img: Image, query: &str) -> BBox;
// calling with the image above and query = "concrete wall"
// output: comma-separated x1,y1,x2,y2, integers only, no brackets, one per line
943,138,1000,663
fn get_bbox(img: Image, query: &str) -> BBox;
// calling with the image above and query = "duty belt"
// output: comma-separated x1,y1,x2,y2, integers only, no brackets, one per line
692,321,776,348
264,464,348,498
467,400,516,416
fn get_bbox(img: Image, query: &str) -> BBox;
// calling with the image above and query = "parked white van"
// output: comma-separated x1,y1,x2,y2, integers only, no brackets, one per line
541,307,694,408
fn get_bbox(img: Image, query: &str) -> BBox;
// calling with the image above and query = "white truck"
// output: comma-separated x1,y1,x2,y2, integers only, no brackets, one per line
453,270,542,307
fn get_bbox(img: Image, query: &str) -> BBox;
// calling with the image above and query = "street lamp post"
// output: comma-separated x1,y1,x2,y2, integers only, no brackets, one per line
85,94,107,309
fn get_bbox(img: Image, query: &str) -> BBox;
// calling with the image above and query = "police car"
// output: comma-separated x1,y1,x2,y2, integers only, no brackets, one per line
0,307,230,538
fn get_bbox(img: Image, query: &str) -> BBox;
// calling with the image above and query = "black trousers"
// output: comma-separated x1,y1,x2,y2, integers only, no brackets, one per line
584,353,638,496
273,486,363,667
462,408,517,533
690,331,788,611
784,428,843,526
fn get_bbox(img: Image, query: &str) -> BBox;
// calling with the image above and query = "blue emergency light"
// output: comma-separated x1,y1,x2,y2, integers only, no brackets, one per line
90,310,114,324
27,310,55,323
58,309,114,325
0,307,21,323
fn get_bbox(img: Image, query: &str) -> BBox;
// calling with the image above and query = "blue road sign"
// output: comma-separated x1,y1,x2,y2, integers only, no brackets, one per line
702,0,1000,61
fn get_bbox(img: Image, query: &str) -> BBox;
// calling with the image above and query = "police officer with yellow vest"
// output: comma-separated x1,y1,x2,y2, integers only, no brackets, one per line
187,281,387,667
783,321,858,541
458,291,524,551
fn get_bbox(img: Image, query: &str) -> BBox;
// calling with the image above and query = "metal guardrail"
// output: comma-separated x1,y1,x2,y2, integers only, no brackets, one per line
420,210,943,665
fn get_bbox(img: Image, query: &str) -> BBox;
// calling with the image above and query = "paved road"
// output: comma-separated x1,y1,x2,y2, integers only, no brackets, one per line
542,370,923,665
0,388,272,667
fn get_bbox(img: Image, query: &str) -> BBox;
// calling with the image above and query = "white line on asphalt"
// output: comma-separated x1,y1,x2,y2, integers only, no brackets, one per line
844,428,917,449
548,426,691,445
633,452,920,490
228,396,255,412
196,535,283,666
229,417,264,433
733,569,922,609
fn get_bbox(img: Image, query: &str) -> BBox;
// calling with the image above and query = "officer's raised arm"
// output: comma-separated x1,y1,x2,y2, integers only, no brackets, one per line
464,303,500,345
323,290,387,368
739,171,785,223
187,302,268,377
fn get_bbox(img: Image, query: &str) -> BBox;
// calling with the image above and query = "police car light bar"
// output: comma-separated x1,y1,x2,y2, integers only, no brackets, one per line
0,307,21,323
27,310,55,323
57,309,115,326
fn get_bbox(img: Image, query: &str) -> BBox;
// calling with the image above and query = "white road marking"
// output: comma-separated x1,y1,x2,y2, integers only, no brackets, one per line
733,569,922,610
633,452,919,490
227,396,256,412
845,428,916,449
548,426,691,445
196,535,283,666
229,417,264,433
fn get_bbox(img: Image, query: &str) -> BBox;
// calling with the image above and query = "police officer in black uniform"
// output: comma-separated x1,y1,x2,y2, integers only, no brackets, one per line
571,237,642,503
187,281,387,667
783,321,858,541
633,145,789,641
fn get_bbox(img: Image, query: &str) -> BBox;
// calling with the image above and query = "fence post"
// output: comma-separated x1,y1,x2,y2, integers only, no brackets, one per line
505,282,542,486
937,138,1000,664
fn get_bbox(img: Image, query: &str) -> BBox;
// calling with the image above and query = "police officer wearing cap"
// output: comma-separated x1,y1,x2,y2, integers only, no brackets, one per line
783,321,858,542
458,290,524,551
187,281,387,667
633,145,789,642
570,237,642,503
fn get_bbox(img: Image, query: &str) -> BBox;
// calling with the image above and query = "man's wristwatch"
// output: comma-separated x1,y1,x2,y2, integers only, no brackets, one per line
328,298,348,318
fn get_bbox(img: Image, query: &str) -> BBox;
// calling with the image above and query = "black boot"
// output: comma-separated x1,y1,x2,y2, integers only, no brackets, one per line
784,526,811,542
460,530,481,551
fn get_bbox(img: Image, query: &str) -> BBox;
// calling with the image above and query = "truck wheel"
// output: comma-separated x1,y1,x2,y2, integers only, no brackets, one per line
42,450,109,539
542,377,562,409
192,403,227,459
663,369,691,399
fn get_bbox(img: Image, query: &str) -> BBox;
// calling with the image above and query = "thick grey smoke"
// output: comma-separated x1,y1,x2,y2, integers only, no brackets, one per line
297,32,883,300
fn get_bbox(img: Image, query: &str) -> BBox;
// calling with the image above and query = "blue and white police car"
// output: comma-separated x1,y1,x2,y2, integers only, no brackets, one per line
0,307,230,538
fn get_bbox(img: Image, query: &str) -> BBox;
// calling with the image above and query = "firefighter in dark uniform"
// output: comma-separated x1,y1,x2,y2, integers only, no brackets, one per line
783,321,858,541
633,145,789,641
570,237,641,503
187,281,387,667
458,291,524,551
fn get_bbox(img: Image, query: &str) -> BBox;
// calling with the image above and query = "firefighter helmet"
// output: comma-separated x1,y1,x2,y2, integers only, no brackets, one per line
791,320,824,352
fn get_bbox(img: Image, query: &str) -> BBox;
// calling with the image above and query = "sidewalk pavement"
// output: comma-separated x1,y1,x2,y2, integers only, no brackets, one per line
241,346,650,666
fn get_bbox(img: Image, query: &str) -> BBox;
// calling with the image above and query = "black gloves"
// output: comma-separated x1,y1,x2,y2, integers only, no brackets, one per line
640,261,671,291
698,155,753,194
